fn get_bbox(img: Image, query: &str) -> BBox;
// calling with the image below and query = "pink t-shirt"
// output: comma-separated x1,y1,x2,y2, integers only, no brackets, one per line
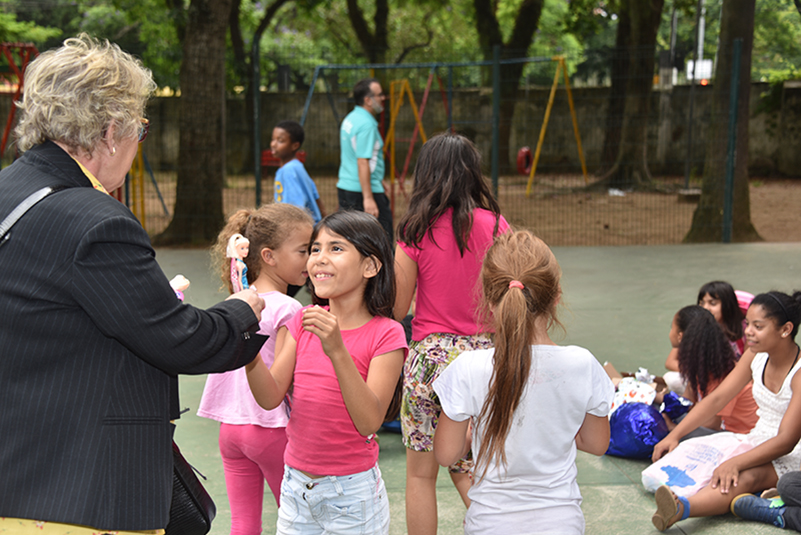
197,291,300,428
284,306,408,476
398,207,508,341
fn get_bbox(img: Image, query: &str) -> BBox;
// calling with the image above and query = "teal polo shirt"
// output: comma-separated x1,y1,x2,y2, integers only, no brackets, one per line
337,106,385,194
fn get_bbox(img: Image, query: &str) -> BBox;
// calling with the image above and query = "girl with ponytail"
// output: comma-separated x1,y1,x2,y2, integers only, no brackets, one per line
432,230,615,535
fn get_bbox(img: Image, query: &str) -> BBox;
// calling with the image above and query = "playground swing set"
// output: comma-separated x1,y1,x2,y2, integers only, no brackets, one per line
0,42,168,232
297,55,588,206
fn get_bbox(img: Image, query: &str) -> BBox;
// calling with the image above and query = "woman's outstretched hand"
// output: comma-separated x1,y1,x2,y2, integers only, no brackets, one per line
227,287,265,321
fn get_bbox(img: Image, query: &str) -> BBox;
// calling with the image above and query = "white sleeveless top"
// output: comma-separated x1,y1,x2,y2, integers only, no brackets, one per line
744,352,801,477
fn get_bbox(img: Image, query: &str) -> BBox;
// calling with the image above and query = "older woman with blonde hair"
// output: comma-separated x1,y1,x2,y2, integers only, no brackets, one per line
0,35,266,533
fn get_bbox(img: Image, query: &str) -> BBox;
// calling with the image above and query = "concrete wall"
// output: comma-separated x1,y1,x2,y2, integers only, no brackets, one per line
2,81,798,177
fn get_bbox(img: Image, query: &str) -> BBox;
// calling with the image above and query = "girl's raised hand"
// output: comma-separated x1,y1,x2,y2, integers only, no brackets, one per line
709,458,740,494
302,306,347,359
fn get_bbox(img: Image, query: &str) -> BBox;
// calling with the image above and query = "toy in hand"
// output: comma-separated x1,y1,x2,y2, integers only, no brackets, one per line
169,274,190,302
226,233,250,293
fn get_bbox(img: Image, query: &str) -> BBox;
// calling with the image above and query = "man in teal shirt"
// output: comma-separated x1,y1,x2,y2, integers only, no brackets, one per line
337,78,392,241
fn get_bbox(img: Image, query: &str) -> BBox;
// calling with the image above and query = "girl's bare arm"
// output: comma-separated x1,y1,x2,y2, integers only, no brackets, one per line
575,413,610,456
434,413,470,467
652,351,755,461
710,370,801,493
245,326,296,410
393,246,418,322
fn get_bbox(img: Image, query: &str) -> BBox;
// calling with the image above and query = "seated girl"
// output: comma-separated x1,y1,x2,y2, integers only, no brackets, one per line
669,305,757,438
650,291,801,532
665,281,748,392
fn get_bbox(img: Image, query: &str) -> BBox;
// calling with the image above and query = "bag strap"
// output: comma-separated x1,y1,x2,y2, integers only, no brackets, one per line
0,186,64,247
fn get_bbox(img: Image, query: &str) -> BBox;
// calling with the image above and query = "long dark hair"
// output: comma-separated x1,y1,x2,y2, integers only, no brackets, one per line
750,291,801,338
697,281,744,342
308,211,395,319
675,305,736,397
397,132,502,256
476,230,562,480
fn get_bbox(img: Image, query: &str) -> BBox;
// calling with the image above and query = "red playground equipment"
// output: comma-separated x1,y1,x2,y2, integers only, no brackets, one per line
260,149,307,178
0,43,39,160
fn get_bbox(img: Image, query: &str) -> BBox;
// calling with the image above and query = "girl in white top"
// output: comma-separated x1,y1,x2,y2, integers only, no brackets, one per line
432,230,615,535
650,290,801,532
198,203,314,535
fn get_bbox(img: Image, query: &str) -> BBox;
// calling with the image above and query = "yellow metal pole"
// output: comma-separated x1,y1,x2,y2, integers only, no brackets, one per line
386,80,407,184
404,79,428,144
526,59,562,197
129,145,146,231
136,149,145,230
561,58,588,184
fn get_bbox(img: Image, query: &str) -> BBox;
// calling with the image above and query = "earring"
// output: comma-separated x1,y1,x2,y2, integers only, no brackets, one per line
783,333,788,338
111,146,116,156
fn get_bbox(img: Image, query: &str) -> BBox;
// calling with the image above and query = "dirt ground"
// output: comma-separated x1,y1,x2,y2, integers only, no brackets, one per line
142,174,801,246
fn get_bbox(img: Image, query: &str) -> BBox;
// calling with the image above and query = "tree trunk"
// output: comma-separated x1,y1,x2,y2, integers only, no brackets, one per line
346,0,389,65
154,0,232,245
685,0,760,242
473,0,545,171
601,0,664,189
599,7,631,173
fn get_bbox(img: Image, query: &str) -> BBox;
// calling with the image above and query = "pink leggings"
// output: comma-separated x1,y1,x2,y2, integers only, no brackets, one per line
219,423,288,535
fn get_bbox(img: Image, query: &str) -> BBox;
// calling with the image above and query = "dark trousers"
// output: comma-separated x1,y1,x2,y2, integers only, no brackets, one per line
337,188,394,244
778,471,801,531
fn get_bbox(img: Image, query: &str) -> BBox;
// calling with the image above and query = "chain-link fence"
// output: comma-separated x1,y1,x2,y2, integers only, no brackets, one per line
3,43,799,245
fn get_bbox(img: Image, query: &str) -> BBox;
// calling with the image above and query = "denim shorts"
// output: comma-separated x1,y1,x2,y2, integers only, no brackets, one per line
277,464,389,535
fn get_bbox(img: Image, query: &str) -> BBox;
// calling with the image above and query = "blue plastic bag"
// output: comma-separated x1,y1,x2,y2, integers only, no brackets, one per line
606,402,669,459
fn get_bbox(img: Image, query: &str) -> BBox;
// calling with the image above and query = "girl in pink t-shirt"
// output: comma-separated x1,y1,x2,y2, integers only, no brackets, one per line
246,211,407,535
198,203,313,535
394,132,508,535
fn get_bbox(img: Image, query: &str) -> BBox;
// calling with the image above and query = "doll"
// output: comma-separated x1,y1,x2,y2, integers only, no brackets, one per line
226,233,250,292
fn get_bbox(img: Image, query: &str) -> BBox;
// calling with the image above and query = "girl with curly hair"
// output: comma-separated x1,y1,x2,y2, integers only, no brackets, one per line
670,305,757,438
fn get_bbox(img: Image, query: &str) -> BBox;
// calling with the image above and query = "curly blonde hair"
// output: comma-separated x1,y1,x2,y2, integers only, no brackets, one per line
15,33,156,155
211,204,314,293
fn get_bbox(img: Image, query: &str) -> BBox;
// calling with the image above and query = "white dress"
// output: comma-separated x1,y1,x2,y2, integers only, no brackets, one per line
433,345,615,535
744,352,801,477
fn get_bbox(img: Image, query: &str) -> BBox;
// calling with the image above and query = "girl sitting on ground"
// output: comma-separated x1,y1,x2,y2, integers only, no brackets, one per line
664,281,747,392
668,305,758,438
433,230,615,535
650,291,801,532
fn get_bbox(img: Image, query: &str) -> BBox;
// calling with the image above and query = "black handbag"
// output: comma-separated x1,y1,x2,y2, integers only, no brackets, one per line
166,441,217,535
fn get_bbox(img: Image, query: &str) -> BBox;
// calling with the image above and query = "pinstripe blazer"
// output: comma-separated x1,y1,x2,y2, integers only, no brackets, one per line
0,141,267,530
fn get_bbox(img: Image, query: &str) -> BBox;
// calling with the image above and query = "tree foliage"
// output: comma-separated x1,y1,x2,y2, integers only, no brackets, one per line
0,9,60,44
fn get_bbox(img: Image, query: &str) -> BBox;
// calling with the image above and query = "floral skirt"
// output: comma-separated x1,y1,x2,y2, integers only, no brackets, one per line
400,332,493,473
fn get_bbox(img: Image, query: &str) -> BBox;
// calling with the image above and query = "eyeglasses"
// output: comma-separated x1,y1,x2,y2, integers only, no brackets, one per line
138,118,150,143
370,92,385,99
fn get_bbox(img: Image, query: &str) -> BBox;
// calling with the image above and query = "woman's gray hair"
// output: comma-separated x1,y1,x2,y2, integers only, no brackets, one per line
15,33,156,154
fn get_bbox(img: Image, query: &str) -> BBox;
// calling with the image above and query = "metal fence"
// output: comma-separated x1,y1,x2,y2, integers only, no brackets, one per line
5,43,798,246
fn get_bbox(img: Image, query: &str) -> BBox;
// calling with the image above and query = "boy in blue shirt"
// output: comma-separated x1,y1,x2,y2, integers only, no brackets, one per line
272,120,325,223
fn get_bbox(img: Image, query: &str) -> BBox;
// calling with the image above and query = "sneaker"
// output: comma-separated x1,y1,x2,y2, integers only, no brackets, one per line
731,493,786,528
